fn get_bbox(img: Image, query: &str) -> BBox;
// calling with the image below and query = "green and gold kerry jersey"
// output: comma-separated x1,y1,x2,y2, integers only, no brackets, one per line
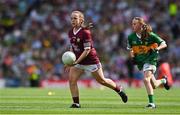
127,32,164,70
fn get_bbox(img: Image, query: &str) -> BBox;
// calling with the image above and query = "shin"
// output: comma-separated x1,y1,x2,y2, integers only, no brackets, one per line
143,71,154,95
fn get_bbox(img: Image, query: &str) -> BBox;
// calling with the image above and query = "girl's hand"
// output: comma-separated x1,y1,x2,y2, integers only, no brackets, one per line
63,62,77,72
64,65,70,73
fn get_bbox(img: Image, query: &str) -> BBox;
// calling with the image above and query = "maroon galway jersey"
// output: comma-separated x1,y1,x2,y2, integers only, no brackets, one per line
68,28,100,65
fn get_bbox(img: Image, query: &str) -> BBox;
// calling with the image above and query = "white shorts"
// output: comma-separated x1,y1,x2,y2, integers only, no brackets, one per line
143,63,156,73
74,63,102,72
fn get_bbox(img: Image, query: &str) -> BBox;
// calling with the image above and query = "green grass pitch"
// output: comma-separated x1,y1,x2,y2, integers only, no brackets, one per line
0,87,180,114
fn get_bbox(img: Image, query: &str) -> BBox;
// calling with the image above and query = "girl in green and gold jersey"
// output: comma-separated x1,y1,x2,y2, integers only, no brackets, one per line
127,17,170,108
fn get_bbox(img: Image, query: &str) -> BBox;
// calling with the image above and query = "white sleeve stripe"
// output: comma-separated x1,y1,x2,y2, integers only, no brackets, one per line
127,47,132,50
84,42,91,47
84,47,91,50
160,41,166,45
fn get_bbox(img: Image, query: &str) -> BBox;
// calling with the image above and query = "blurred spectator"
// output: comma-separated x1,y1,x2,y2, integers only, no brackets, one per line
125,54,135,87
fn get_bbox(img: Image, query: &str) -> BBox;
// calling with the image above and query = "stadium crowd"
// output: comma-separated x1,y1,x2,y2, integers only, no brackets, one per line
0,0,179,87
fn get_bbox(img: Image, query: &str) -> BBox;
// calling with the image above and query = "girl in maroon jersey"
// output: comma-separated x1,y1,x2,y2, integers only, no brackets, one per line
66,10,128,108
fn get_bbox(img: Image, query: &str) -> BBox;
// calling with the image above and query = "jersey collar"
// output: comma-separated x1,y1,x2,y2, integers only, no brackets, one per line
136,33,141,38
73,27,82,35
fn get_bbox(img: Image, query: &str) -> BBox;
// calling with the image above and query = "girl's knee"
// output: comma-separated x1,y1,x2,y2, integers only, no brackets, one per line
143,71,152,82
98,79,107,85
143,78,148,83
143,77,151,84
144,71,152,77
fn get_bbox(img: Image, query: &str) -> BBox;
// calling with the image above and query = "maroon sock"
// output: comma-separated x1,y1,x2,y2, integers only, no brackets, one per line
72,96,79,104
113,85,120,93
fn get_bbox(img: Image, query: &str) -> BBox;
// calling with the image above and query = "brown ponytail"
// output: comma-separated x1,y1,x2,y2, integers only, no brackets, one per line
141,24,152,40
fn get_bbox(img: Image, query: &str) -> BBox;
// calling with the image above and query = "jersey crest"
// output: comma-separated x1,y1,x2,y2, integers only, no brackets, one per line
77,38,81,43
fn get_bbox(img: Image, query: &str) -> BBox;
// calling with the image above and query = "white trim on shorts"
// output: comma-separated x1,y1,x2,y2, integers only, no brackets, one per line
143,63,156,73
74,63,102,72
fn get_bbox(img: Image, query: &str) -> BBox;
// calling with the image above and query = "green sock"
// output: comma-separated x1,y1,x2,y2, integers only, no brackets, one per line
161,79,166,84
148,95,154,103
